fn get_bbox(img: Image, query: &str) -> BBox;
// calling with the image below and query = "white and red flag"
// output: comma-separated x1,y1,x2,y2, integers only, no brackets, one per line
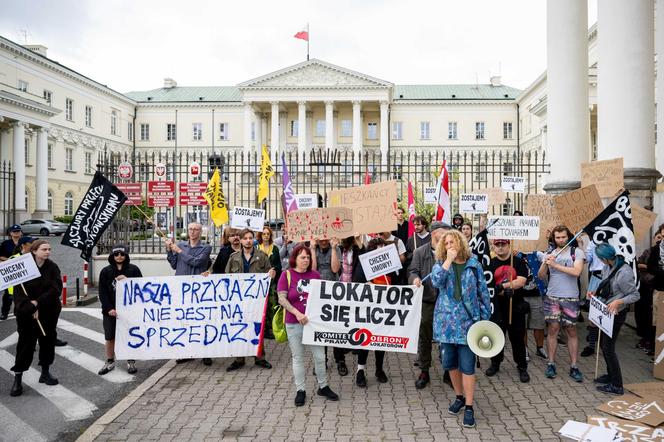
294,25,309,41
433,160,451,224
407,181,416,238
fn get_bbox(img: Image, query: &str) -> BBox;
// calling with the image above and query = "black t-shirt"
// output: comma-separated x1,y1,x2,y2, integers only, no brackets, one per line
488,255,529,324
0,239,17,258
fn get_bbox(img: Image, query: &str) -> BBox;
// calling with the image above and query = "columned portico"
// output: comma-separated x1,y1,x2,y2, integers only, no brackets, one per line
325,101,335,151
33,127,50,218
297,101,307,156
12,122,26,217
352,101,362,156
270,102,280,152
243,102,253,153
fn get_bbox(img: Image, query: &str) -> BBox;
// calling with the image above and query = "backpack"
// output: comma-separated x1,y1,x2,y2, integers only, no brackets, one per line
272,270,290,343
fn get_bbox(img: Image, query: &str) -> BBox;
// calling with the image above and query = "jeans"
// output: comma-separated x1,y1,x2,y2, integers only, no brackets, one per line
600,309,627,388
286,323,328,392
440,343,476,375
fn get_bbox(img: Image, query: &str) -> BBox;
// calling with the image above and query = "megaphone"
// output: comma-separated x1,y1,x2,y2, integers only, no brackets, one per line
467,320,505,358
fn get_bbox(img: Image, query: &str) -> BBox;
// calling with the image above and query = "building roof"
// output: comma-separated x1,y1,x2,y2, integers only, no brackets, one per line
393,84,521,101
124,86,242,103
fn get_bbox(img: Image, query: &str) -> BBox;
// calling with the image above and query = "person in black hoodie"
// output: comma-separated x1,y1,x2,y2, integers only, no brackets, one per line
98,244,142,376
10,239,63,396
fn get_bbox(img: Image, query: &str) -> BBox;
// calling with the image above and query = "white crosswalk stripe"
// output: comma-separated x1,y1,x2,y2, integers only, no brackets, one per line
56,318,106,345
0,402,47,442
55,346,135,383
62,307,103,319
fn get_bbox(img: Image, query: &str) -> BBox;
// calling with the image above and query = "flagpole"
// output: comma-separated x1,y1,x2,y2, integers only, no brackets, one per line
307,23,310,61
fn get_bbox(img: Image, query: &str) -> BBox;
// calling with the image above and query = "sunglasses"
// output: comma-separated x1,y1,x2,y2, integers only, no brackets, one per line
113,252,126,257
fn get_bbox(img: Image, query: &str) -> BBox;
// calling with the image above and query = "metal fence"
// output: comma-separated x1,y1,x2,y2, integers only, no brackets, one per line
0,161,15,233
97,148,550,255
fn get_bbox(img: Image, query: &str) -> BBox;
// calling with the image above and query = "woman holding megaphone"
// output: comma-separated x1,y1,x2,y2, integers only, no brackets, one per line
431,229,491,429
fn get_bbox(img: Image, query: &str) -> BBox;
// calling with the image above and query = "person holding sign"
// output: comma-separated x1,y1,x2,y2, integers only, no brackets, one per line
590,243,640,395
10,240,63,396
430,229,491,429
277,244,339,406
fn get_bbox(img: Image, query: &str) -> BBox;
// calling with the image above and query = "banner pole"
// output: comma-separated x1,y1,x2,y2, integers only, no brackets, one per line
554,230,584,257
21,284,46,337
594,332,602,380
133,204,167,239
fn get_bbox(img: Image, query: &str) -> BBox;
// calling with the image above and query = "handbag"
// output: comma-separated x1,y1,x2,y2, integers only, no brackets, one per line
272,270,290,343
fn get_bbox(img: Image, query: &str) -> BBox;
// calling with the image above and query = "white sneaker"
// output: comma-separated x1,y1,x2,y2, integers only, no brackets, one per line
98,361,115,375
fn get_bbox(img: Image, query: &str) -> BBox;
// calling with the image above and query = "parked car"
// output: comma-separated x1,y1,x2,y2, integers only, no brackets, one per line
20,219,69,236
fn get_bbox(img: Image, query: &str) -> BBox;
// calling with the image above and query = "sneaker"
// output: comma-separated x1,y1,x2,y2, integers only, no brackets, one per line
415,371,430,389
485,364,500,377
98,361,115,375
254,359,272,369
317,386,339,401
294,390,306,407
519,369,530,383
525,348,530,362
569,366,583,383
176,358,193,364
596,384,624,395
54,338,67,347
545,363,557,379
536,347,548,359
356,369,367,388
593,374,611,384
0,314,7,320
463,407,476,428
226,359,246,372
202,358,212,366
448,397,465,415
580,346,595,357
127,360,137,374
337,360,349,376
413,359,420,367
375,370,388,384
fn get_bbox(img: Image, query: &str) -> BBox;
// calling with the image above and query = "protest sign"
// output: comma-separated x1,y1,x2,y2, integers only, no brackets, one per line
581,158,624,198
286,207,354,242
625,382,664,401
553,184,604,234
558,421,616,442
501,176,526,193
0,253,41,291
459,194,488,214
588,296,615,337
328,181,398,234
468,187,506,207
359,245,403,281
295,193,318,209
597,395,664,427
424,187,437,204
302,280,423,354
588,416,664,442
513,194,561,253
487,216,540,241
230,206,265,231
655,303,664,380
631,203,658,242
115,274,271,360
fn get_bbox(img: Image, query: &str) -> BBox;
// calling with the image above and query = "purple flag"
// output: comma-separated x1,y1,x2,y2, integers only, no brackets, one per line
281,154,298,214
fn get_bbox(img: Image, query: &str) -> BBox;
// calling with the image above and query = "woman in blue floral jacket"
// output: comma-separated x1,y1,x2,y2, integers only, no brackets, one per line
431,229,491,429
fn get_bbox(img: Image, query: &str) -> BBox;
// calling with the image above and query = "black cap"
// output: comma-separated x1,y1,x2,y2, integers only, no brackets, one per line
430,221,452,231
111,244,128,255
9,224,21,232
18,236,34,246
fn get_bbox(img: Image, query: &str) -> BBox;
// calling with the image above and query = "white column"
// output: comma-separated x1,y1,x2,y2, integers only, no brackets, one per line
325,101,334,151
298,101,307,156
598,0,655,169
254,112,263,154
545,0,588,190
12,122,26,213
34,127,49,216
270,102,280,152
380,101,389,159
0,124,10,163
243,102,253,153
352,101,362,155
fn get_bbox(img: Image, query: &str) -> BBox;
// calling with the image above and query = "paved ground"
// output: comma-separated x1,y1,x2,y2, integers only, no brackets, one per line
88,317,657,442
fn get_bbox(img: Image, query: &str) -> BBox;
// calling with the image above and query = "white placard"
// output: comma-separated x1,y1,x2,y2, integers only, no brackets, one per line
589,296,615,338
115,274,271,360
0,253,41,291
359,245,403,281
558,421,617,442
501,176,526,193
295,193,318,209
302,280,423,354
487,216,540,240
459,193,489,214
424,187,437,204
230,206,266,231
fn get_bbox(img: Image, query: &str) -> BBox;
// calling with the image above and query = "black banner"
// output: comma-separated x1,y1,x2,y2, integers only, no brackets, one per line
61,172,127,261
469,229,490,268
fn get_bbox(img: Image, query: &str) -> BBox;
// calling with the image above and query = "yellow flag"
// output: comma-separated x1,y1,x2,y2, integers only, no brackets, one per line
257,145,274,205
204,168,229,226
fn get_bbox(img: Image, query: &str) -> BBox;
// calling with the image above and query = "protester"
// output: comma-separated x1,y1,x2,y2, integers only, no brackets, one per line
392,207,409,248
592,243,640,395
279,232,298,270
225,228,275,371
0,224,22,320
97,244,142,375
10,240,63,396
517,250,547,360
461,222,473,242
431,229,491,428
211,227,240,274
409,221,447,389
258,226,282,339
538,225,585,382
582,241,608,357
648,224,664,330
379,230,407,283
277,243,339,406
452,213,464,230
406,216,431,267
634,231,661,354
311,238,341,281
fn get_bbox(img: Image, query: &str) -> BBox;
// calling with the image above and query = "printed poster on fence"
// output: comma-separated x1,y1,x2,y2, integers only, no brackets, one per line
302,280,423,354
230,206,265,231
501,176,526,193
115,274,271,360
459,193,488,214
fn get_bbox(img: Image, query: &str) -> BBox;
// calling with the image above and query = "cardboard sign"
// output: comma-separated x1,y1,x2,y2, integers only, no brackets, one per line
501,176,526,193
230,207,265,231
0,253,41,291
558,421,617,442
328,181,398,235
588,415,664,442
582,158,624,198
625,382,664,400
424,187,437,204
513,194,561,253
589,296,615,337
553,185,604,234
459,194,488,214
359,245,403,281
302,280,423,354
597,395,664,427
655,302,664,380
487,216,540,240
115,274,271,360
286,207,354,242
631,203,658,242
295,193,318,209
468,187,507,207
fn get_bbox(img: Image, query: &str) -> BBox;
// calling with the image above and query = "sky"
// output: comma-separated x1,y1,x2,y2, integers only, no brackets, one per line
0,0,598,94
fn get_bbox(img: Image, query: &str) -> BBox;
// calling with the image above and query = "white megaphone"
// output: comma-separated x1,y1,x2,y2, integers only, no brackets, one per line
467,320,505,358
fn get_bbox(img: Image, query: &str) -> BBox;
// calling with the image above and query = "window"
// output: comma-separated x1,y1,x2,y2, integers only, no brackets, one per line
503,122,513,140
47,144,53,168
128,122,133,141
140,123,149,141
503,162,513,174
43,90,52,105
392,121,402,140
316,120,325,137
367,122,377,140
64,192,73,216
290,120,299,137
474,163,487,182
219,123,229,140
475,122,485,140
111,110,118,135
448,122,458,140
420,121,430,139
341,120,352,137
24,139,29,165
65,98,73,121
47,191,53,214
192,123,202,141
167,123,176,141
85,152,93,174
85,106,92,127
65,147,74,171
18,80,28,92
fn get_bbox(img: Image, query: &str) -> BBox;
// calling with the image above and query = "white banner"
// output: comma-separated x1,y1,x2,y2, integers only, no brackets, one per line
589,296,615,338
230,207,266,231
359,246,403,281
0,253,41,291
115,274,271,360
501,176,526,193
295,193,318,209
487,216,541,240
424,187,437,204
302,280,423,354
459,193,489,214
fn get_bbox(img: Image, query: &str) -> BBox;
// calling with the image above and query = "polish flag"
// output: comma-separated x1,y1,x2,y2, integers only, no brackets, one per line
364,166,371,185
294,26,309,41
433,160,451,224
407,181,416,238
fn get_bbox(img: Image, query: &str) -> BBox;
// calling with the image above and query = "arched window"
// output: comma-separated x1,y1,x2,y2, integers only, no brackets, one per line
47,190,53,214
64,192,73,216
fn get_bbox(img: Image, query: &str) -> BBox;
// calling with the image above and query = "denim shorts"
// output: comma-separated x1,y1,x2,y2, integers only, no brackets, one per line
440,343,476,375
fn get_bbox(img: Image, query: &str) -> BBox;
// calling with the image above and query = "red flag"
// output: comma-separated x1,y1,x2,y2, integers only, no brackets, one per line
294,27,309,41
407,181,415,238
364,166,371,185
434,160,451,224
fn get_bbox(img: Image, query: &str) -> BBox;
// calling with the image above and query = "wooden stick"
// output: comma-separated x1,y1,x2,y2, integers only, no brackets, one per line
21,284,46,337
133,204,168,239
594,332,602,380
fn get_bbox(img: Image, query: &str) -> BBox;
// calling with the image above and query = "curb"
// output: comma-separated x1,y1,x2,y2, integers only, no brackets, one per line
75,360,176,442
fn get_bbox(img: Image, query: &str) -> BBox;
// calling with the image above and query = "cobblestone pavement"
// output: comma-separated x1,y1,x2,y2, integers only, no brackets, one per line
91,320,656,441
